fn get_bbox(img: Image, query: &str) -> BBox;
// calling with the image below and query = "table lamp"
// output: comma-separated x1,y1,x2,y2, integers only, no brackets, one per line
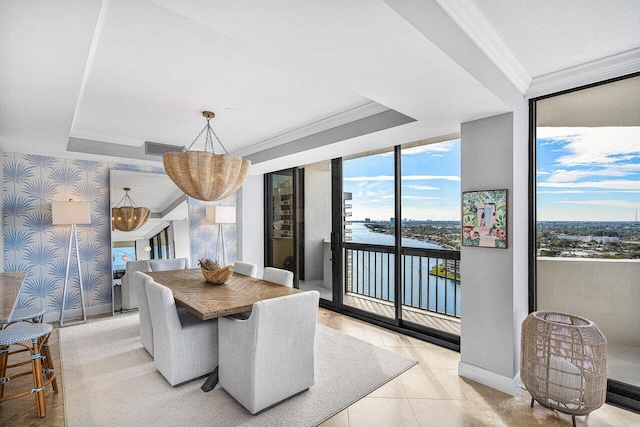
52,200,91,326
206,206,235,266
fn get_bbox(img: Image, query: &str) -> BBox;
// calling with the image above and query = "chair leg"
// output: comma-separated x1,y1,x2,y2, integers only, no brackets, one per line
30,338,46,418
40,335,58,393
0,345,8,398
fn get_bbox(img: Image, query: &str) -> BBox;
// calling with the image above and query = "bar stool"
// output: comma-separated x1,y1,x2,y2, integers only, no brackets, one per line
0,322,58,417
0,308,54,385
0,307,46,326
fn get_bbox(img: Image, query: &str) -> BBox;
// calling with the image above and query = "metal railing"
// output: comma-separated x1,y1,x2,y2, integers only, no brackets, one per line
345,242,461,318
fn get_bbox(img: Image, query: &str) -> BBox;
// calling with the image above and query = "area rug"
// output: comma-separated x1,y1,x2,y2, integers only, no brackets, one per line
60,314,417,426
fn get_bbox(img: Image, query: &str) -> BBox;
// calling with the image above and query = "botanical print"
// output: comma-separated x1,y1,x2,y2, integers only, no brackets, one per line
462,189,507,248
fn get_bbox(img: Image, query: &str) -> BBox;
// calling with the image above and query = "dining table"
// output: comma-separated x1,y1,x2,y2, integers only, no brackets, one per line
0,271,27,322
146,268,301,391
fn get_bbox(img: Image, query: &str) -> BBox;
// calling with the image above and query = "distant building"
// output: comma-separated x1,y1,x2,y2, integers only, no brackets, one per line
390,217,395,225
558,234,619,243
364,218,371,223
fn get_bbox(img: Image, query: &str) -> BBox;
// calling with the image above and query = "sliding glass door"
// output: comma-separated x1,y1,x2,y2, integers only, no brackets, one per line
337,138,461,345
264,168,304,287
531,73,640,410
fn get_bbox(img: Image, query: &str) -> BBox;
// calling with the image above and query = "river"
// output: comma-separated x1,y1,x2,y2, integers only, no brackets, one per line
347,222,461,317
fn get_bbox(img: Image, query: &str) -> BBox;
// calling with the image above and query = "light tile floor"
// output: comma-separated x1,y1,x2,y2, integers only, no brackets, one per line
1,310,639,426
316,308,640,427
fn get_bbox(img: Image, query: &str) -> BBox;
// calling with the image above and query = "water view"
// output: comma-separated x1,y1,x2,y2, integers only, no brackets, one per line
347,222,460,317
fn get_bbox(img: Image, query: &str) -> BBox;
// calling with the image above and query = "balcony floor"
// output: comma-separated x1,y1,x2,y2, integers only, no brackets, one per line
299,281,461,336
343,293,461,336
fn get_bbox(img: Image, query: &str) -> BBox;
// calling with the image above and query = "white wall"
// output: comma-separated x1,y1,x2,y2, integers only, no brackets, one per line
303,163,332,281
171,219,190,261
459,112,527,396
238,174,265,277
135,240,150,261
538,258,640,345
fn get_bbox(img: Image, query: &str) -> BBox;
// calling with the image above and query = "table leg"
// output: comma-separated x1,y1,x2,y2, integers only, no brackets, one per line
201,367,218,392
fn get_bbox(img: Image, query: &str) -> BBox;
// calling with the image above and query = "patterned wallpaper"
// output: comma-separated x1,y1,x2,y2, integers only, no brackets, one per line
3,152,236,320
188,197,237,268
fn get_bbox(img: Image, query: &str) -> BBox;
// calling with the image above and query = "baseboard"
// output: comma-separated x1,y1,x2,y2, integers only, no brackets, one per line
43,303,112,324
458,361,522,396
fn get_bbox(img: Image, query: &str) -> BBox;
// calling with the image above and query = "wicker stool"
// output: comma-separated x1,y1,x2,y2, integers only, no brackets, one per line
521,311,607,426
0,307,55,387
0,307,46,326
0,322,58,418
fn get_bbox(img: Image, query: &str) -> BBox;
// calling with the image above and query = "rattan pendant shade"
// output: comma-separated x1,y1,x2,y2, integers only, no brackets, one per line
163,151,250,202
521,311,607,426
111,188,151,232
163,111,250,202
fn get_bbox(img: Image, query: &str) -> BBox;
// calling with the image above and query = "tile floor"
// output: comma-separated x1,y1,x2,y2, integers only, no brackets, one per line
1,309,639,426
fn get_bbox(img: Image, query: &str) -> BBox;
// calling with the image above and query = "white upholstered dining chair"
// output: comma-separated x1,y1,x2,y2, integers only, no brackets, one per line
145,280,218,386
219,291,320,414
233,261,258,278
134,272,154,356
262,267,293,287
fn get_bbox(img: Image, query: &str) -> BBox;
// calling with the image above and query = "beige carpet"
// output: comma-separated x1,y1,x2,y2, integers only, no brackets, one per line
60,314,417,426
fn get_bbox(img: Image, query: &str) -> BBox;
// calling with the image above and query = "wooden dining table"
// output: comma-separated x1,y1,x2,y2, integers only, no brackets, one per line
0,271,27,322
146,268,301,391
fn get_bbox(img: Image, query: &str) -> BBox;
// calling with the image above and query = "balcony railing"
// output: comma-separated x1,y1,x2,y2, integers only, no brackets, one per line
344,242,461,318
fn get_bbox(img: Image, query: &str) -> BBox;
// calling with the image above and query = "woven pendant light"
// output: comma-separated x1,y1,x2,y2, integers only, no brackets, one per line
111,187,151,232
163,111,250,202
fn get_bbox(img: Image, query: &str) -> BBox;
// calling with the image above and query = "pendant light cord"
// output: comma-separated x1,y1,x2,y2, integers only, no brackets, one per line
186,115,230,155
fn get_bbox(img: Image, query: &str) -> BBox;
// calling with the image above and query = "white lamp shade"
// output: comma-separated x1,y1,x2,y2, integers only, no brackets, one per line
205,206,236,224
52,201,91,225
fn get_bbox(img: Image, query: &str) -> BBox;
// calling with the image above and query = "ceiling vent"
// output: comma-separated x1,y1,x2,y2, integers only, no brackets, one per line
145,141,183,156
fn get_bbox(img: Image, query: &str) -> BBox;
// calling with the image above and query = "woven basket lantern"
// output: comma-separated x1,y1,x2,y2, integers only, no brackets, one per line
163,111,250,202
163,151,250,202
111,188,151,232
521,311,607,425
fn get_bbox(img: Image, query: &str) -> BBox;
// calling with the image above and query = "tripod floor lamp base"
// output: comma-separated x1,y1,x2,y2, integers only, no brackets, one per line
52,200,91,327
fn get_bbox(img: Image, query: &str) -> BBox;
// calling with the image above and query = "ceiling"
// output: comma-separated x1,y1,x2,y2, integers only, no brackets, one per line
1,0,638,174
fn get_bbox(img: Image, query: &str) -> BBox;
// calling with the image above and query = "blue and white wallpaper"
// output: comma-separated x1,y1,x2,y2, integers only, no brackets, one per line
188,196,237,268
3,152,236,319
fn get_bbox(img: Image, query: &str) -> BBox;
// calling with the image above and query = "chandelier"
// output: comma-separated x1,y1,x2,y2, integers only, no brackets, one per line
163,111,250,202
111,187,151,232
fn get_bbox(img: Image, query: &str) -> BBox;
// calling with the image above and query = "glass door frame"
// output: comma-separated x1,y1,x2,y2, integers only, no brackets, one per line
264,167,305,288
327,148,461,350
528,71,640,412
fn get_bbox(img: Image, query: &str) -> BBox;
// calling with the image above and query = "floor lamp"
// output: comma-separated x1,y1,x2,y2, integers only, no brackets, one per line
206,206,236,266
52,200,91,327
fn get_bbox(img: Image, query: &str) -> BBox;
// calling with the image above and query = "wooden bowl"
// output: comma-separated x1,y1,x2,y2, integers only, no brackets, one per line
200,265,234,285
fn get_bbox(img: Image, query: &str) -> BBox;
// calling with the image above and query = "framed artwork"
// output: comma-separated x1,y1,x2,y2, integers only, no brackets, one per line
462,189,508,248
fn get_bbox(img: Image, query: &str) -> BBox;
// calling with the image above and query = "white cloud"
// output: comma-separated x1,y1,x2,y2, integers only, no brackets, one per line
404,184,439,191
402,140,457,155
546,168,627,183
538,127,640,167
559,199,640,209
537,190,588,194
402,195,440,200
345,175,460,182
538,180,640,190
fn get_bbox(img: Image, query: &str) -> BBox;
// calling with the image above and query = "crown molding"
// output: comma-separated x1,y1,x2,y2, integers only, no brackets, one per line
526,48,640,99
434,0,531,95
234,101,389,157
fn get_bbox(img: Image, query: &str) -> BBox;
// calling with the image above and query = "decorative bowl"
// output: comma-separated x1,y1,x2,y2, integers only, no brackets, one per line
199,258,234,284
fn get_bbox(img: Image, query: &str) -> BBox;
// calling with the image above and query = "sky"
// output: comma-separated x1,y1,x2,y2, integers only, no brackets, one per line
343,139,461,221
536,127,640,221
